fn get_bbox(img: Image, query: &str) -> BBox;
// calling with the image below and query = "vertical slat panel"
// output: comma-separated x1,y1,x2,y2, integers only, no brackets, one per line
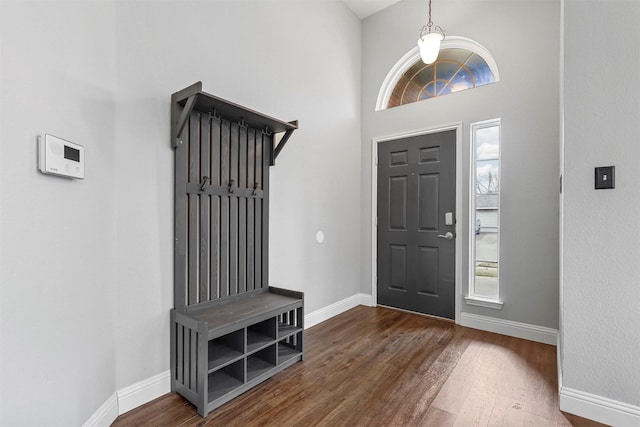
297,306,304,354
210,117,221,299
170,311,177,391
262,133,271,290
176,325,184,384
246,128,256,291
199,116,211,303
220,120,230,298
190,329,197,391
229,123,239,296
183,329,190,388
254,132,263,289
174,106,188,310
188,114,200,304
197,322,208,416
238,125,248,294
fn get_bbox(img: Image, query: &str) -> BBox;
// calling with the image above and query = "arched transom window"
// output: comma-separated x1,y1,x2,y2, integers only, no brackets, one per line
377,37,500,111
389,48,494,108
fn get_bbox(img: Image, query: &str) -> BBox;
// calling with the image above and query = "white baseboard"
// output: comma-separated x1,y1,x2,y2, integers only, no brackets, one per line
84,371,171,426
460,312,558,345
304,293,373,329
557,334,563,391
82,392,118,427
560,386,640,427
117,370,171,415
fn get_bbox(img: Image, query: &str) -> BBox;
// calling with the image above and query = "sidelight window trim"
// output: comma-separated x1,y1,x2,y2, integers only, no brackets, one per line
467,118,503,309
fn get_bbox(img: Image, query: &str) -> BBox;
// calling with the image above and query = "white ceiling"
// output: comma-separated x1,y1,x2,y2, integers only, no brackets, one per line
342,0,402,20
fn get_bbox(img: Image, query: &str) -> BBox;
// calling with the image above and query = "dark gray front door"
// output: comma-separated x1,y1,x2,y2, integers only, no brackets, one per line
377,130,456,319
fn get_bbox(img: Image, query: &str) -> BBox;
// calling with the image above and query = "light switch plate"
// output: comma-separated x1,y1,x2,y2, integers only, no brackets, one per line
595,166,614,190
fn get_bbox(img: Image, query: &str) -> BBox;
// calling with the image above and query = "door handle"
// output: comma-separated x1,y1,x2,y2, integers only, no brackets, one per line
437,232,454,241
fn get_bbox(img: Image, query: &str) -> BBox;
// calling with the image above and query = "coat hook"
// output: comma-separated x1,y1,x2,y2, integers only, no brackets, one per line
239,119,247,129
262,126,272,136
252,182,260,196
228,179,235,193
200,176,210,192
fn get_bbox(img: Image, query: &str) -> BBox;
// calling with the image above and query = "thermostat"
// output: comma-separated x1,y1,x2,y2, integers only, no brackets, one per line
38,134,84,179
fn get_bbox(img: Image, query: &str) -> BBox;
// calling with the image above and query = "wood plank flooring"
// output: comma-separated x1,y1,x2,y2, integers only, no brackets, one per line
113,306,606,427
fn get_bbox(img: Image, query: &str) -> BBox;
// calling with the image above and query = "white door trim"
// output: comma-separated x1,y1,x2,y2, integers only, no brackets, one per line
371,123,463,323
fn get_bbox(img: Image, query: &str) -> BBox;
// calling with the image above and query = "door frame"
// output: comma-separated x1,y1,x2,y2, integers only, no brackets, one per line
371,123,463,324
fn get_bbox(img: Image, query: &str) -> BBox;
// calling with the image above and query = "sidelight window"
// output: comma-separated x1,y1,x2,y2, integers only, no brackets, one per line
468,119,501,305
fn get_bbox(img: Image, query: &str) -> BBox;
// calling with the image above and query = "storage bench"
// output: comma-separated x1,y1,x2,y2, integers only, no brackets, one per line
170,287,303,416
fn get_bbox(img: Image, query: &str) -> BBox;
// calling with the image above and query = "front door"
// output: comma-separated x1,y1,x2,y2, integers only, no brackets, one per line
377,129,456,319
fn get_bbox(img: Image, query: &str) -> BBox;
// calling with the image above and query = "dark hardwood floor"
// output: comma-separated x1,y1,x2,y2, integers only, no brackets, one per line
113,306,606,426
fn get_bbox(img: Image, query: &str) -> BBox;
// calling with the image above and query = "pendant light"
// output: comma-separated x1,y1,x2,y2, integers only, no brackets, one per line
417,0,445,64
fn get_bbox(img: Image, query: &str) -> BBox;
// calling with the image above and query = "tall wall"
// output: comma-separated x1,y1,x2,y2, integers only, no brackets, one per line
361,0,561,328
113,0,362,391
562,0,640,416
0,2,118,425
0,1,361,424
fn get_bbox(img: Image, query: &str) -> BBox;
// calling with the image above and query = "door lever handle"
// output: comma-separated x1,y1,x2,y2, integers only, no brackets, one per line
437,232,454,241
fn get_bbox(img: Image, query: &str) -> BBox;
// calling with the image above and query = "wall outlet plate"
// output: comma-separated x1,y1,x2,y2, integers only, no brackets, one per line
595,166,614,189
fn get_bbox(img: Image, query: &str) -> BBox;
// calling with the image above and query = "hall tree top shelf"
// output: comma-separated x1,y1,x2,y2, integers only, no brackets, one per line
172,81,298,161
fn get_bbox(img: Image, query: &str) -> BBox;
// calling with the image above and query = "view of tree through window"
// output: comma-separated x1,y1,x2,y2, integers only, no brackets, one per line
472,121,500,300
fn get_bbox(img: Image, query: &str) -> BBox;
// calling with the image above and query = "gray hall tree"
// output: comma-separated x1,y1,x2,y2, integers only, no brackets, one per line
169,82,304,417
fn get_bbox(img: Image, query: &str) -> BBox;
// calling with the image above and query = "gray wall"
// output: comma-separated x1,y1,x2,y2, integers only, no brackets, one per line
361,0,561,327
562,0,640,408
0,1,361,424
112,0,362,390
0,2,118,425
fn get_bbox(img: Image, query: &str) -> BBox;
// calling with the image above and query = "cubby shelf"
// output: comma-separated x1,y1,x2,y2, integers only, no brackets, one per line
278,323,303,339
247,331,274,354
278,342,302,364
247,354,276,381
208,366,244,402
207,344,244,373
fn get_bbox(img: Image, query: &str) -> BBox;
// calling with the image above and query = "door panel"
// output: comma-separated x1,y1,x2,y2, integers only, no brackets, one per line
377,130,456,319
389,245,408,291
419,147,440,163
390,150,409,166
389,176,408,230
418,174,439,230
418,246,439,295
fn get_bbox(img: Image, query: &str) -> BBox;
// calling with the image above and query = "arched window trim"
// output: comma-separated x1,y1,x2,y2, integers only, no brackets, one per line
375,36,500,111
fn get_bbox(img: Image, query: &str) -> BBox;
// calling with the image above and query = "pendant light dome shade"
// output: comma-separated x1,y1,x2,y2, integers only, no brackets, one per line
417,0,445,65
418,32,444,64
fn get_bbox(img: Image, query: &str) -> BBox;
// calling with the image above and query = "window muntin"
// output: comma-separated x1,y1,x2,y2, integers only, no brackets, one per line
471,120,500,301
387,48,495,109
